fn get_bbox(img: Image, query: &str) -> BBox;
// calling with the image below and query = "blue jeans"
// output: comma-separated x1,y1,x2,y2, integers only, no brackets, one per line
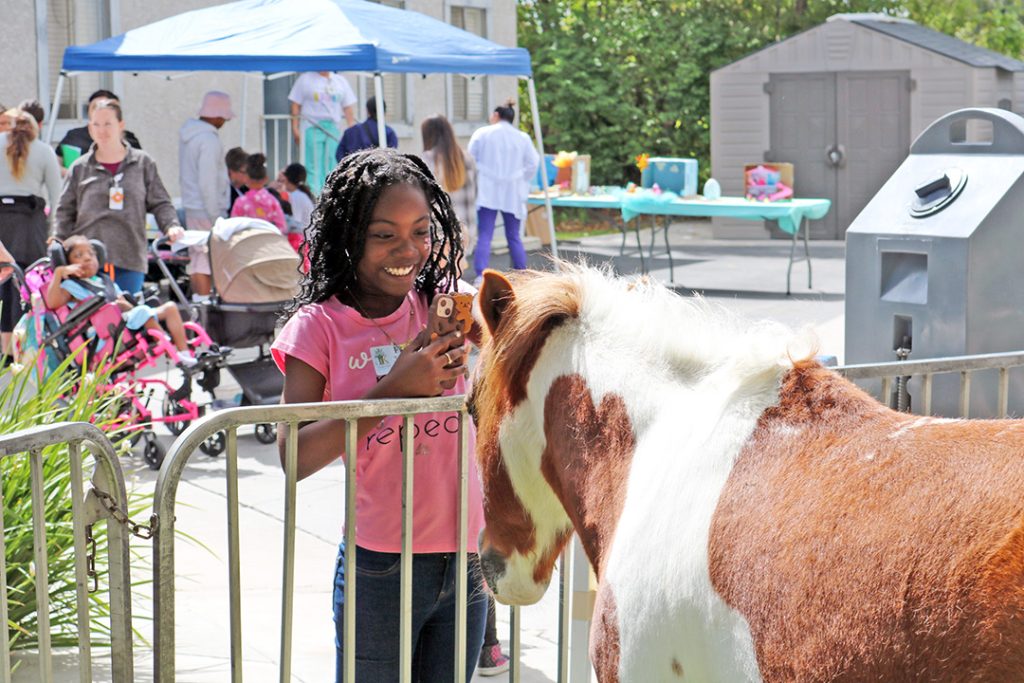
113,267,145,295
333,543,488,683
475,207,527,276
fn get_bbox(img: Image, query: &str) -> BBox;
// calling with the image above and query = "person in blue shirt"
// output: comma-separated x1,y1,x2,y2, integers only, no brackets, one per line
335,97,398,162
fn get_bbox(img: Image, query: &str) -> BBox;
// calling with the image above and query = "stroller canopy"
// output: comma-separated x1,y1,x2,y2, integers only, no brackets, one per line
210,218,301,303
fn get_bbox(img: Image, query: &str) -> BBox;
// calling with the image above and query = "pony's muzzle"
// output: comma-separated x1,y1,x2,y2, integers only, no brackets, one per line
478,528,507,596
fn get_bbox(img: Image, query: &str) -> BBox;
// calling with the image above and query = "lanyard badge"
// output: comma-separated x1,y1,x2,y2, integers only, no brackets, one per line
109,172,124,211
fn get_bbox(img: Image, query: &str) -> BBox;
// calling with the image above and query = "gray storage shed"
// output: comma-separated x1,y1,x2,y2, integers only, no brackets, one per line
710,13,1024,239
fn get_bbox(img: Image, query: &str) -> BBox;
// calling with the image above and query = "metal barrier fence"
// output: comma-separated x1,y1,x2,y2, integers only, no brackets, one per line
0,422,135,683
13,350,1024,680
836,350,1024,417
151,397,578,683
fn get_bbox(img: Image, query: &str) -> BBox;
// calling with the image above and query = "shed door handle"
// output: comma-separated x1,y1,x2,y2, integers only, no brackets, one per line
826,144,845,167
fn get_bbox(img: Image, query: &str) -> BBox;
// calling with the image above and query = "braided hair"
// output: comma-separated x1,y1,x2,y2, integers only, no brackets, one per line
294,147,464,313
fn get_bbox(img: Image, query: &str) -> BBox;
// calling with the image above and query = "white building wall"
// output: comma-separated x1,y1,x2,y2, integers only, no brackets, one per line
3,0,518,199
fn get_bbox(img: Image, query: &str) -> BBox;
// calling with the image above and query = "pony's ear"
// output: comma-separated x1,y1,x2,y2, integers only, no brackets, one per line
479,269,514,335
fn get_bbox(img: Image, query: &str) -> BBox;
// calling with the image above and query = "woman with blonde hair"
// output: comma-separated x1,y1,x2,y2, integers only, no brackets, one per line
0,109,61,355
56,99,183,295
420,114,477,271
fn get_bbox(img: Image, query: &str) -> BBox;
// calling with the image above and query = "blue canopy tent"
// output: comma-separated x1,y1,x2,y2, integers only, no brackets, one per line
52,0,559,256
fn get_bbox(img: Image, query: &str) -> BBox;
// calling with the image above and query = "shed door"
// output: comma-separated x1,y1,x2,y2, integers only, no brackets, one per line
768,73,837,238
836,71,910,233
769,71,910,239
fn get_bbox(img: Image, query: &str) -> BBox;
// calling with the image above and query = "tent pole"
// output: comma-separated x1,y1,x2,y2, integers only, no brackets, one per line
526,77,558,260
46,73,67,145
240,74,249,149
373,73,386,148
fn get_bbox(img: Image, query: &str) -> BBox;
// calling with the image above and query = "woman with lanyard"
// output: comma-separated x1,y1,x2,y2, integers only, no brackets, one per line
56,99,182,294
288,71,357,194
0,109,61,355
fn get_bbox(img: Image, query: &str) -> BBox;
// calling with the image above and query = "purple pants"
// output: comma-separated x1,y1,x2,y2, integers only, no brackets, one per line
474,207,527,276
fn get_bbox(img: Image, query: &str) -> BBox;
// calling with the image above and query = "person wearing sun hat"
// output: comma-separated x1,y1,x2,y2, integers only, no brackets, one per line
178,90,235,297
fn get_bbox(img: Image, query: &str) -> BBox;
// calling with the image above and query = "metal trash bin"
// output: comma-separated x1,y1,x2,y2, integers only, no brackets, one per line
845,108,1024,417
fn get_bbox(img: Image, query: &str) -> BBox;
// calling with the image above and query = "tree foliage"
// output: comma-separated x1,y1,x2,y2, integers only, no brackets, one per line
518,0,1024,185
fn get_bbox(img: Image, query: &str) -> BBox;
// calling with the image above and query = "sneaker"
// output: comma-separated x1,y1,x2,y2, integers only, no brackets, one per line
477,643,510,676
176,350,198,368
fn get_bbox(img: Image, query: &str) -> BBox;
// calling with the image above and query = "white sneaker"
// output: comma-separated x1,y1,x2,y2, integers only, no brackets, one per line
177,350,198,367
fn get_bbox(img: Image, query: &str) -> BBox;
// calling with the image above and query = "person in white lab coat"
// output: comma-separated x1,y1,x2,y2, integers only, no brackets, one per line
467,100,539,280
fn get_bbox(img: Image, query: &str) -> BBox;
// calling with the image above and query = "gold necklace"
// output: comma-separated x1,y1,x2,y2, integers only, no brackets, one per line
346,288,411,351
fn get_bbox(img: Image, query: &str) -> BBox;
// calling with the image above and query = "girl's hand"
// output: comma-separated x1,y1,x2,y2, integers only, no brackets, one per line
378,330,466,398
60,264,84,279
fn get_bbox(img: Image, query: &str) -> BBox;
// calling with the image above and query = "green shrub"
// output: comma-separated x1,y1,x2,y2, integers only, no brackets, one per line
0,350,132,650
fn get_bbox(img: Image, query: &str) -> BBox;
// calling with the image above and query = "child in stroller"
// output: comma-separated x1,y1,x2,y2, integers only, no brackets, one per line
13,237,230,467
46,235,199,365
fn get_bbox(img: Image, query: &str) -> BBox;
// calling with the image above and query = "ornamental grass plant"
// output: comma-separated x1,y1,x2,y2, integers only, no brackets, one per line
0,348,137,651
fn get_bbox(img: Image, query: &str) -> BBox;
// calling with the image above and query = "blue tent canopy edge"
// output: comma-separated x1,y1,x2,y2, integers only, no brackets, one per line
61,0,532,77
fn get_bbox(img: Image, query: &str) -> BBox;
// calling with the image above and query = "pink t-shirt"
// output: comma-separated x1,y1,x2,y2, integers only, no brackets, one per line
271,288,484,553
231,187,287,233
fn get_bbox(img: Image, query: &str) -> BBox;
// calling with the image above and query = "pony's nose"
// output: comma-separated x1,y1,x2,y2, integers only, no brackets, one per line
478,529,507,595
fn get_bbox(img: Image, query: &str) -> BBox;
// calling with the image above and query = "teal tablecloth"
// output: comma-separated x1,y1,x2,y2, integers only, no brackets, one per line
619,191,831,235
528,189,831,235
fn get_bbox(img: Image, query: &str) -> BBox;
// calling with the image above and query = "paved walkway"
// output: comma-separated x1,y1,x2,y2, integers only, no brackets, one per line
14,221,847,681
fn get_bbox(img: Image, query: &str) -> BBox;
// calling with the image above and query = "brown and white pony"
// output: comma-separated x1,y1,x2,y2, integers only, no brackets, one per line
470,265,1024,682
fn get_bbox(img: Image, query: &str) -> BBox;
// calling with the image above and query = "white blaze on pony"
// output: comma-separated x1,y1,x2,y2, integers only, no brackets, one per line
470,265,1024,683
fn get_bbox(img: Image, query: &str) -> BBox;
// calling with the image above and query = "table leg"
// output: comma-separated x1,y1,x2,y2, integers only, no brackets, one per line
787,222,797,296
647,216,655,262
663,216,675,283
633,218,646,275
803,217,813,290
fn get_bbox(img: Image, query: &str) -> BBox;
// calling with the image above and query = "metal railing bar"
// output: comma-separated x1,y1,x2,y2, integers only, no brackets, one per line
68,440,92,683
454,412,468,682
999,368,1010,418
0,423,132,682
836,350,1024,379
226,427,243,683
510,605,521,683
400,414,415,683
280,422,299,683
154,399,463,681
960,371,971,418
343,418,358,683
0,463,10,683
922,374,933,416
29,448,53,681
881,377,893,406
557,552,571,683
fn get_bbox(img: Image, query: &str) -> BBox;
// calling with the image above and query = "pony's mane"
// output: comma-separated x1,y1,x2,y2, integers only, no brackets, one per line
477,263,817,419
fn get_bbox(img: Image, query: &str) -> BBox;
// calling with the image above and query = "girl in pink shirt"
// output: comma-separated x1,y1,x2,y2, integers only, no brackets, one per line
271,148,485,682
230,152,286,233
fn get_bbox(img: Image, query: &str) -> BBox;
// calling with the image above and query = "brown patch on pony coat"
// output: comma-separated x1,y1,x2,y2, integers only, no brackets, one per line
591,581,622,683
709,361,1024,681
540,374,635,579
473,270,582,557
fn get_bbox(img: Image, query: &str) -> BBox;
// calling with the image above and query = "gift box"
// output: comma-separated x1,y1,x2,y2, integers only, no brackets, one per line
641,157,698,196
743,162,794,199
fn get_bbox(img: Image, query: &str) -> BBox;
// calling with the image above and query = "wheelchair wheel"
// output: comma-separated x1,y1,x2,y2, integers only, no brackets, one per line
254,423,277,445
143,436,165,470
162,396,191,436
199,430,227,457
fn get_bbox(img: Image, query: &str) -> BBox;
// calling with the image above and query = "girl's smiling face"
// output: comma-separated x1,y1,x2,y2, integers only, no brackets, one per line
353,182,431,316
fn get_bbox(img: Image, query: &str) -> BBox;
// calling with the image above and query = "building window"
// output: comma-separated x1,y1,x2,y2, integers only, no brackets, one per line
47,0,112,119
450,6,487,122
